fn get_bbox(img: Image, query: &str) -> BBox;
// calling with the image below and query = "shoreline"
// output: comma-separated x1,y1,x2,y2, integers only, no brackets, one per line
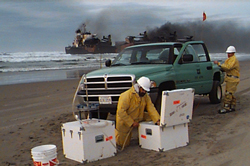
0,67,99,86
1,55,250,86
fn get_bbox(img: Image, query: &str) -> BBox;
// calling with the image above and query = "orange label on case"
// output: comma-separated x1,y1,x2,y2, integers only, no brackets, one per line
106,136,113,141
141,134,146,139
173,100,180,104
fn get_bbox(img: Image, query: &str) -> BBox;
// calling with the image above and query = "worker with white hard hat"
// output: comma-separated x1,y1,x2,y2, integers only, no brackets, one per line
115,76,160,149
214,46,240,114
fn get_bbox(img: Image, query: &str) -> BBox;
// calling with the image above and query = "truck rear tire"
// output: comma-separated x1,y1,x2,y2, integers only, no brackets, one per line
209,81,222,104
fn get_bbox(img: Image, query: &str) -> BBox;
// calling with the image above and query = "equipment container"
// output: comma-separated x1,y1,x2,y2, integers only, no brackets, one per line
139,88,194,152
61,119,116,163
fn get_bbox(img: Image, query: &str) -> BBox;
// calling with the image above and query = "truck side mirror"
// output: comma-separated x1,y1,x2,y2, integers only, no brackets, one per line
105,59,112,67
182,54,193,62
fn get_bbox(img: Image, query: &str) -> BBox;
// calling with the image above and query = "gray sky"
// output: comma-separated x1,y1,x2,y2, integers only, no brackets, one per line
0,0,250,52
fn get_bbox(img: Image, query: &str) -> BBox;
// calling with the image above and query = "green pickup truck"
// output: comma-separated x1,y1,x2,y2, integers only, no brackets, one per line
77,41,224,118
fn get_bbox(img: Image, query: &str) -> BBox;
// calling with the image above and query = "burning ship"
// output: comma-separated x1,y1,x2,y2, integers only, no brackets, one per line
65,24,117,54
65,22,193,54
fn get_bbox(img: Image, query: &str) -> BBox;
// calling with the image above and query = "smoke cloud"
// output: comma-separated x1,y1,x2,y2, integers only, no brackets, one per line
1,1,250,53
146,21,250,53
78,19,250,53
70,2,250,53
79,9,250,53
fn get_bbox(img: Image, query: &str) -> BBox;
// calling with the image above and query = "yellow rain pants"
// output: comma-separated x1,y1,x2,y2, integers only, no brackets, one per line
115,86,160,147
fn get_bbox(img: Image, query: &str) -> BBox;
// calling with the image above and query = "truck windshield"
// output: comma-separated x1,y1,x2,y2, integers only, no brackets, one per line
111,45,173,66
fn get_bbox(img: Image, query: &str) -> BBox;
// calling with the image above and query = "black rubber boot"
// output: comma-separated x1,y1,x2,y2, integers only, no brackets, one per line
218,104,231,114
218,108,230,114
230,105,236,112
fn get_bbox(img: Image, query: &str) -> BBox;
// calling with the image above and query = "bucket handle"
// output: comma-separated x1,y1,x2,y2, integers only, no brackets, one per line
50,159,59,165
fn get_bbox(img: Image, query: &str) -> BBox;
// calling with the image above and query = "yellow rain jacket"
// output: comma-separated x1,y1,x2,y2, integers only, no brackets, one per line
115,86,160,147
219,55,240,83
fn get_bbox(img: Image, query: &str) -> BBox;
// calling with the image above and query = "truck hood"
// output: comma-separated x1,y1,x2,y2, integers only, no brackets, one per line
87,64,172,77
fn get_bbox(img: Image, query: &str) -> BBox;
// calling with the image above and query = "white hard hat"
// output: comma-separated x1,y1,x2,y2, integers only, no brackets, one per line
137,76,151,92
226,46,236,53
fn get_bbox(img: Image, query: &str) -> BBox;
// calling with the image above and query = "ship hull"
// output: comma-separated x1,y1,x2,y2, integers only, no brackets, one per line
65,46,117,54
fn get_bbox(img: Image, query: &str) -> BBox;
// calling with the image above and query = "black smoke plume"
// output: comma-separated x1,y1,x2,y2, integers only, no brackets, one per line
78,18,250,53
147,21,250,53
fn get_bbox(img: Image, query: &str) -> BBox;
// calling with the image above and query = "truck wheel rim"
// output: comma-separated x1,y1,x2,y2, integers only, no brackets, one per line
217,86,222,99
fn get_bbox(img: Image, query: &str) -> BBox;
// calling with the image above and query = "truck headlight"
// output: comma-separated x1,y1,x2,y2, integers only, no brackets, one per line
79,84,85,90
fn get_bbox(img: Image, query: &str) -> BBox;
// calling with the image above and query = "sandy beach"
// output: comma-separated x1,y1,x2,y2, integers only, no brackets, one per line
1,60,250,166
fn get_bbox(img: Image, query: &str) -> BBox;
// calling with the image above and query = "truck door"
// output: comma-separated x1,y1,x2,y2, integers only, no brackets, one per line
191,43,213,93
174,43,213,94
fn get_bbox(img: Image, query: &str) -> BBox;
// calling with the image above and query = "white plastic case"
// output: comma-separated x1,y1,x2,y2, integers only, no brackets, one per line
139,88,194,152
61,119,116,163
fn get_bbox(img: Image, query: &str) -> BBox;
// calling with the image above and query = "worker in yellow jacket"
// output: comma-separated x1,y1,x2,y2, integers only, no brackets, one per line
214,46,240,113
115,76,160,148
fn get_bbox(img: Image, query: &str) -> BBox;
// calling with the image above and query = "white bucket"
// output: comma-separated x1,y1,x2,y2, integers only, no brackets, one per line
31,144,59,166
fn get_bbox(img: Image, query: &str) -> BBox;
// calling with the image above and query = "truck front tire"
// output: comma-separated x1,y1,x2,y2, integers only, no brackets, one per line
209,81,222,104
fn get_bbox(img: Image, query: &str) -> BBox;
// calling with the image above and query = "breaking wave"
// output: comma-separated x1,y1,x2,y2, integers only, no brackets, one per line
0,52,117,72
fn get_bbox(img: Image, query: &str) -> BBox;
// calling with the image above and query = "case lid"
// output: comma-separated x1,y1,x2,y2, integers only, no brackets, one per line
160,88,194,127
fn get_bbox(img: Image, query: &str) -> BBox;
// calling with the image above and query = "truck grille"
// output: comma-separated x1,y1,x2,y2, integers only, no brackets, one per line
77,74,135,104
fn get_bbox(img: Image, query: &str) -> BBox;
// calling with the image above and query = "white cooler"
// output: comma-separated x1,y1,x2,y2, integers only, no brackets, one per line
61,119,116,163
139,88,194,152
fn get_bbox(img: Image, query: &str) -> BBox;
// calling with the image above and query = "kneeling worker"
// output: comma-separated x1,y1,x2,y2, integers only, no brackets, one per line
115,76,160,148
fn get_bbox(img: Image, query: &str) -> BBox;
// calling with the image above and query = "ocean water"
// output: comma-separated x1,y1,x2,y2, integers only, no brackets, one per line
0,52,249,85
0,52,117,72
0,52,117,85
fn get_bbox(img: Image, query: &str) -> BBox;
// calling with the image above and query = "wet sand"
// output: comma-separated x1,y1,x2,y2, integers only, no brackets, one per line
1,61,250,166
